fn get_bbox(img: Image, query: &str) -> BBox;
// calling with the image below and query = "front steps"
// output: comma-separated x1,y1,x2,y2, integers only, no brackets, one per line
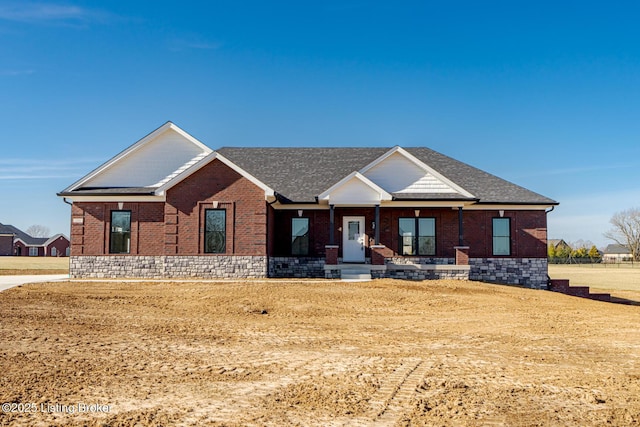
341,269,372,281
549,279,611,302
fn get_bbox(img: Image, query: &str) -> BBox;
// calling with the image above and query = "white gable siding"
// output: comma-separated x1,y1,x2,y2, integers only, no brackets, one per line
83,129,208,188
328,177,383,205
364,152,456,194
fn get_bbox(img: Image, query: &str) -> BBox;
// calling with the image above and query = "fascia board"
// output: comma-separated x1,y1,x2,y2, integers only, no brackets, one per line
62,122,212,193
358,146,476,199
43,234,69,246
463,204,557,211
13,237,44,247
62,195,166,203
318,171,392,201
155,152,275,198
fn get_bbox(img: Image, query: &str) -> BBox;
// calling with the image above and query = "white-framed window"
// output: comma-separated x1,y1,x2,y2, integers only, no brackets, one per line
51,247,57,257
29,247,38,256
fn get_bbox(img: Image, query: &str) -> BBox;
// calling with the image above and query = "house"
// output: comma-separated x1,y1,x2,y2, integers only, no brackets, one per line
58,122,558,288
0,223,70,257
548,239,572,252
0,232,13,256
603,244,633,263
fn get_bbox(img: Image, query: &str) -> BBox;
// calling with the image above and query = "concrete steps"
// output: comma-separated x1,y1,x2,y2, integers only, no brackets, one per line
341,269,372,281
549,279,611,302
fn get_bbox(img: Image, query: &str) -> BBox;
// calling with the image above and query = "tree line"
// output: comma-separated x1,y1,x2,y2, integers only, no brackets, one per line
548,243,601,263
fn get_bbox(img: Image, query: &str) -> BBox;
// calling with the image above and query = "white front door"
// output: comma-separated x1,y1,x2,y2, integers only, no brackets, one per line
343,216,365,262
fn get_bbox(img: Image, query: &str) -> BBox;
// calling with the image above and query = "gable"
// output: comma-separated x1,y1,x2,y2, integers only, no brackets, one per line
82,127,209,188
319,172,392,205
363,151,461,195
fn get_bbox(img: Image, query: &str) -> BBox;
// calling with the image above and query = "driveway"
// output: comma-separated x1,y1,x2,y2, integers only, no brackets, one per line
0,275,69,292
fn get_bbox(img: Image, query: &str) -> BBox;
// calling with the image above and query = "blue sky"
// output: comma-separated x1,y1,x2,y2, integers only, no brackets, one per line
1,1,639,248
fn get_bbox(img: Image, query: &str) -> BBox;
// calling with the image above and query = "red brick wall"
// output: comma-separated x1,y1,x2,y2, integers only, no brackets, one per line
165,159,267,256
70,159,270,257
271,207,547,259
71,202,165,256
47,236,70,256
463,210,547,258
0,235,13,256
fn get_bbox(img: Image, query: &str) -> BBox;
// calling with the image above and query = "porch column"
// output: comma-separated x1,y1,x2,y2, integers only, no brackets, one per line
458,207,464,246
374,204,380,245
329,204,335,245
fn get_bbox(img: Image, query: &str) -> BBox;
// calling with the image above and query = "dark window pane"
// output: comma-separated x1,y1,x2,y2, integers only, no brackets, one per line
205,210,226,253
399,218,415,256
110,211,131,254
291,218,309,255
418,218,436,255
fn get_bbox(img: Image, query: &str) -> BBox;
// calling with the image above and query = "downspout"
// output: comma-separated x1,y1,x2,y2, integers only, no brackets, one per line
545,205,555,288
63,197,73,206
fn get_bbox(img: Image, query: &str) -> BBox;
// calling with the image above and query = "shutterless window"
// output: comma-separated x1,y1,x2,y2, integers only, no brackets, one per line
291,218,309,255
399,218,436,256
492,218,511,256
204,209,226,253
29,247,38,256
110,210,131,254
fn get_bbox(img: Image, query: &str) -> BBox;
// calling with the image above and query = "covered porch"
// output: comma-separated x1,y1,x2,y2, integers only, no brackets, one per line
316,170,472,279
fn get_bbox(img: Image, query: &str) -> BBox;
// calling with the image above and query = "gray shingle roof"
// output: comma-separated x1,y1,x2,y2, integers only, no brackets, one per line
217,146,557,205
604,244,631,254
0,223,48,246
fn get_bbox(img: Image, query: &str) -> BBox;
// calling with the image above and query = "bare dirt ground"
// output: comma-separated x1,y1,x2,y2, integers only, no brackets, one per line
1,279,639,426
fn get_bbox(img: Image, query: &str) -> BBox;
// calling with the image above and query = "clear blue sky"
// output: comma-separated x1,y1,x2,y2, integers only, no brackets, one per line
1,1,639,248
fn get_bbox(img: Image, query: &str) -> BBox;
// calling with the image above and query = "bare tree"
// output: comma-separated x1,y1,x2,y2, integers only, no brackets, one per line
26,224,50,238
604,208,640,261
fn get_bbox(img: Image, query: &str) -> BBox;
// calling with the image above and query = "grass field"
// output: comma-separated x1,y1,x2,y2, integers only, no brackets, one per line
0,257,69,275
549,263,640,303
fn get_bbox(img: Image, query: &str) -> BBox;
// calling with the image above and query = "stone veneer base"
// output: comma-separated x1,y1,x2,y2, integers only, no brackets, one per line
70,255,267,279
469,257,548,289
70,255,548,289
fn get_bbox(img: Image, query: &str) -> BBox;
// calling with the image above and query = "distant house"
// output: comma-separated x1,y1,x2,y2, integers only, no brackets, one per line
603,244,633,263
58,122,558,289
0,223,70,257
548,239,572,252
0,232,13,256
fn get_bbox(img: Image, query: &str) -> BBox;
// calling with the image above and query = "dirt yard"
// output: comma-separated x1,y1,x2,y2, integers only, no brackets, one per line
1,279,639,426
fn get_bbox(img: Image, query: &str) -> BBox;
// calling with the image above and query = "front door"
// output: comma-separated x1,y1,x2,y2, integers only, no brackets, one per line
343,216,365,262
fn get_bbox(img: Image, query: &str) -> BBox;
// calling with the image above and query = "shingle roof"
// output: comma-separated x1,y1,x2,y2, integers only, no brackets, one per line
604,244,631,254
217,147,557,205
0,223,48,246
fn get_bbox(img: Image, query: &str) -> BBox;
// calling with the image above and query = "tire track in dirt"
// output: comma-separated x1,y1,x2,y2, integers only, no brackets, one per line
369,358,430,425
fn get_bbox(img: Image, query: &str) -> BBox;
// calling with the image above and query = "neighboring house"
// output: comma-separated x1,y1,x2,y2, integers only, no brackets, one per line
0,232,13,256
58,122,558,288
603,244,633,263
0,223,70,257
548,239,572,252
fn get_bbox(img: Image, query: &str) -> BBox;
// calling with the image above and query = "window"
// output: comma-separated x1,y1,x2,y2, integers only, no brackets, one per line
492,218,511,256
29,247,38,256
51,247,57,257
205,209,226,253
110,211,131,254
291,218,309,255
399,218,436,256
